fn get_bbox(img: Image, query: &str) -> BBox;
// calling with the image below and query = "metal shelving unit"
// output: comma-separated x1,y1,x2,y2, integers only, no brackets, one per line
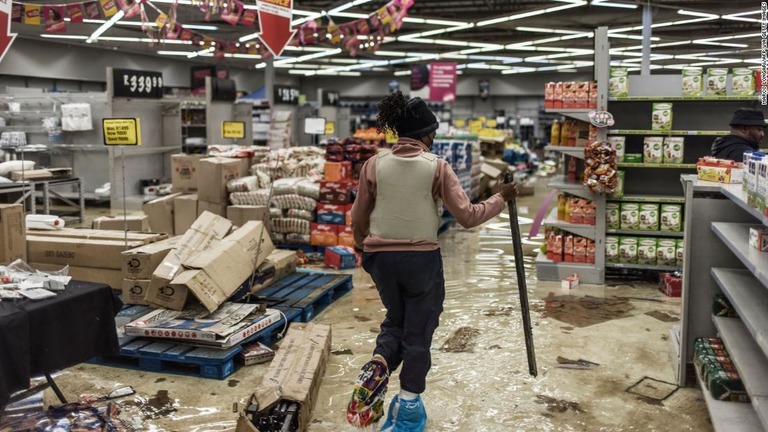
544,108,591,123
608,129,729,136
618,162,696,169
606,229,683,238
544,208,596,240
544,145,585,159
680,175,768,430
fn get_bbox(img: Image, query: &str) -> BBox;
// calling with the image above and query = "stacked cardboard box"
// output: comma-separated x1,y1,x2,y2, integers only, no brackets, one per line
198,157,250,217
174,194,199,235
0,204,26,264
227,205,271,230
146,212,275,312
250,249,298,294
121,236,180,305
27,229,169,289
143,192,184,234
92,215,150,232
171,154,204,193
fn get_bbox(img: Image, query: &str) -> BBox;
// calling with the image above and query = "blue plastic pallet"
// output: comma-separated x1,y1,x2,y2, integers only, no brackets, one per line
252,270,353,322
115,339,243,380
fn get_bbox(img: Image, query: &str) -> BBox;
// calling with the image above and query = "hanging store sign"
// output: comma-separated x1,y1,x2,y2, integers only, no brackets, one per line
429,62,456,103
0,0,17,64
274,85,300,105
257,0,296,57
222,121,246,139
322,90,340,106
112,69,163,99
103,118,141,146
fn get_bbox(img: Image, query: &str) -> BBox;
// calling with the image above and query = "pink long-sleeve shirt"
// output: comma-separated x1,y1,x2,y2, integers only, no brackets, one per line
351,137,506,252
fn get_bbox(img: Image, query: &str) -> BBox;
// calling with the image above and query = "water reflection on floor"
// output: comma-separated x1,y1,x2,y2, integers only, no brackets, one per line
23,187,711,431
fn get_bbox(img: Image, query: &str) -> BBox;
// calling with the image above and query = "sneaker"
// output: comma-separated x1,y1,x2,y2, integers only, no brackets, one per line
381,395,427,432
347,355,389,428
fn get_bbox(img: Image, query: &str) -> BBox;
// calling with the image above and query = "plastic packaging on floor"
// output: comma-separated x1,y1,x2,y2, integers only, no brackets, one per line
25,214,65,230
0,402,127,431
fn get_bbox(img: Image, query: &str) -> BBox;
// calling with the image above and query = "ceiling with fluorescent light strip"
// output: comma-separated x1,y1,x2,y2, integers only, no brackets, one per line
9,0,763,76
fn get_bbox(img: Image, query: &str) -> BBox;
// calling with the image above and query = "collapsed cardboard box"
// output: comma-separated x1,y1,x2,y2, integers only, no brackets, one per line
174,194,199,235
143,192,183,234
92,215,150,232
122,236,180,280
236,323,332,432
0,204,26,264
250,249,298,294
145,211,233,310
170,220,274,313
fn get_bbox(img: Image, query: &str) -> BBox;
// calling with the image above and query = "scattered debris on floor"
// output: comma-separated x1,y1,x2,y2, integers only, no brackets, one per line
535,394,585,413
369,327,380,333
625,377,679,403
556,356,600,370
227,379,240,388
487,344,503,350
539,294,635,327
644,311,680,322
121,390,178,420
354,315,372,322
332,348,354,356
0,402,127,431
482,305,515,316
80,386,136,404
441,327,481,352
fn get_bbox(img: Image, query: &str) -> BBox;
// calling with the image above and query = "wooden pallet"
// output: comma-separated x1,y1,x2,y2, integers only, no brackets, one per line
251,270,353,322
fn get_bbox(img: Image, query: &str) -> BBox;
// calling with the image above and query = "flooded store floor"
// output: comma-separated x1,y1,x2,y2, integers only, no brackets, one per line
4,183,712,431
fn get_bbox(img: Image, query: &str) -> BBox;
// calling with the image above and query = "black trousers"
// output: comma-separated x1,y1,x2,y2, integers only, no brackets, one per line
362,249,445,394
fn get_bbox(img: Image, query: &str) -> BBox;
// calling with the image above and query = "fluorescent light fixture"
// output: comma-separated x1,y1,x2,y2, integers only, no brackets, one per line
112,21,217,31
275,48,342,65
394,70,412,76
86,9,124,43
41,34,89,40
477,1,587,27
157,50,190,56
608,33,660,41
516,26,584,34
329,58,361,64
328,11,368,19
677,9,719,19
425,18,470,26
721,14,762,23
694,41,749,48
591,0,637,9
375,50,409,57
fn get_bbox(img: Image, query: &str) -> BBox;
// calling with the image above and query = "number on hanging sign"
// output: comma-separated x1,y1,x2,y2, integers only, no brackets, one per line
113,69,164,99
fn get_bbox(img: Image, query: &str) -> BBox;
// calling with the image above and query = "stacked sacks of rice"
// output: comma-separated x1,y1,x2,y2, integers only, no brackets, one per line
233,147,325,245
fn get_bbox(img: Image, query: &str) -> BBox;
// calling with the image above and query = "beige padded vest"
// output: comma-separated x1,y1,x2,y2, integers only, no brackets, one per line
369,150,440,242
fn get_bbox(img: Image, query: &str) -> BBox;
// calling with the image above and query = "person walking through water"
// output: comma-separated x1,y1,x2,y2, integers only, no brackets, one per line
346,91,519,431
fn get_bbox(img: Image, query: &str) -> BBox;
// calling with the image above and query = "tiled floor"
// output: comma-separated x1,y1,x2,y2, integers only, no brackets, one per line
4,178,713,431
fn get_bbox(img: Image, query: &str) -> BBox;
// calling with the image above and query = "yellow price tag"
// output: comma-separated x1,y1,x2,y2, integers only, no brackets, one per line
478,116,487,124
325,121,335,135
222,121,246,139
454,119,466,128
103,118,141,146
468,120,483,133
487,119,497,128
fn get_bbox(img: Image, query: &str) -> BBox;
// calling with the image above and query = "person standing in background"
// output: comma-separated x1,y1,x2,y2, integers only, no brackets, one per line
346,91,519,432
711,108,765,161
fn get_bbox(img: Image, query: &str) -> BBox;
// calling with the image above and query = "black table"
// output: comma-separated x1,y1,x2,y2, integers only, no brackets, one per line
0,281,122,410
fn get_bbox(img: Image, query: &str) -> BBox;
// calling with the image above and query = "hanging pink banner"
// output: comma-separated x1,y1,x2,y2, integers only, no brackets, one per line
429,62,457,103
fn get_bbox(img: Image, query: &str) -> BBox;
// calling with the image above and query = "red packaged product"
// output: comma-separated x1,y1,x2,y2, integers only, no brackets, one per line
563,235,574,263
310,223,339,246
319,180,354,204
554,82,564,109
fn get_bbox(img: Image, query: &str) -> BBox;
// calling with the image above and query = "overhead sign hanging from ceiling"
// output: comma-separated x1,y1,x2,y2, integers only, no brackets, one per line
257,0,296,57
112,68,164,99
0,0,17,64
429,62,457,103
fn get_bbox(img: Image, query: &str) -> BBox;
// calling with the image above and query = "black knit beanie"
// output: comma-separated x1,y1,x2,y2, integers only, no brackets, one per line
396,97,439,139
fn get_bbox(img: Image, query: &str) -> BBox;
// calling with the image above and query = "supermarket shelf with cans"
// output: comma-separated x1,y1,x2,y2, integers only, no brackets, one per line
607,129,729,136
606,262,680,272
545,145,585,159
606,229,684,238
544,108,592,123
693,362,764,432
711,268,768,360
543,208,596,240
618,163,696,169
712,315,768,429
